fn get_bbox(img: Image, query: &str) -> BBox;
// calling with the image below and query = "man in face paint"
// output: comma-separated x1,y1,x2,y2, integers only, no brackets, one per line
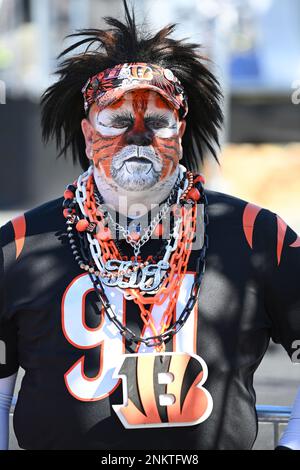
81,88,186,217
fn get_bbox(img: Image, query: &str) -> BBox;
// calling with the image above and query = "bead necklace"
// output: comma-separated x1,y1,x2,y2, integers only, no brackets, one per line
63,166,208,351
93,173,182,262
73,166,189,290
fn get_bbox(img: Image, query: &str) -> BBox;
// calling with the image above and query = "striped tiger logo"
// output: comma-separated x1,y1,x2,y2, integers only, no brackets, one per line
112,352,213,428
125,64,154,80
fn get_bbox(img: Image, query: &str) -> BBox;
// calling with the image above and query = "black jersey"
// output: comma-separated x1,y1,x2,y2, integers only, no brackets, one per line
0,189,300,450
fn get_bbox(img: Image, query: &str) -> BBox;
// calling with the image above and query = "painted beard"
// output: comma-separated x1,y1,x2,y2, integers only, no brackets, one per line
110,145,163,191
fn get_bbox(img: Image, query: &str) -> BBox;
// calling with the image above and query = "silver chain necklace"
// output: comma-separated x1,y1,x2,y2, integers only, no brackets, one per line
94,174,182,260
73,166,188,293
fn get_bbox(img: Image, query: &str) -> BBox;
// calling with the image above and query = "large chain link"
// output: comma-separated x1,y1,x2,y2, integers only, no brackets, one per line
73,165,208,348
97,174,182,259
88,189,209,348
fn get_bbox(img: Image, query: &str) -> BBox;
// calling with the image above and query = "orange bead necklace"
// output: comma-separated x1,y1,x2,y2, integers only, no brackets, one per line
63,167,208,352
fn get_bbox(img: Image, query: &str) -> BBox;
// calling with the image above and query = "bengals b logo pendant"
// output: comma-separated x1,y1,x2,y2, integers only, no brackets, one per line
112,352,213,428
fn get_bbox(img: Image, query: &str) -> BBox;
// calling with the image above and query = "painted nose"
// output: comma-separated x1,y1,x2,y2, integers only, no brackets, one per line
126,129,153,146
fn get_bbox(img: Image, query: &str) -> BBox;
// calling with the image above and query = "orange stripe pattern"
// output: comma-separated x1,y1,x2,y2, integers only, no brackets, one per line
11,215,26,260
276,215,287,266
289,235,300,248
243,203,300,266
242,203,262,249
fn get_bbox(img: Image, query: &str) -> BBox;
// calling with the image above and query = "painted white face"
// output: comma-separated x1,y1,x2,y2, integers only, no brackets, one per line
88,89,185,191
95,92,179,138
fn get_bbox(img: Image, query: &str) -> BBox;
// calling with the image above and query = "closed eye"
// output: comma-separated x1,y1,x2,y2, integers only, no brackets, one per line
109,111,134,129
97,120,132,129
97,119,130,137
144,114,174,130
146,120,168,129
97,111,134,129
111,119,133,129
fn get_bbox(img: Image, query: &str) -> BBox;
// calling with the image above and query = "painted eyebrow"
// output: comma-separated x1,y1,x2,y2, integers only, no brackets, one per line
144,112,170,120
96,111,176,128
96,111,134,127
109,111,134,122
144,113,175,126
108,111,171,122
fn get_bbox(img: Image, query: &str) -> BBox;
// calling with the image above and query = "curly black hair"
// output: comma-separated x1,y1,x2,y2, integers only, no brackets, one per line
41,0,224,171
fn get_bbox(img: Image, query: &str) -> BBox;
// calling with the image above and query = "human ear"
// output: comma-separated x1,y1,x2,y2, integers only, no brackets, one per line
177,119,186,161
81,118,95,160
178,119,186,139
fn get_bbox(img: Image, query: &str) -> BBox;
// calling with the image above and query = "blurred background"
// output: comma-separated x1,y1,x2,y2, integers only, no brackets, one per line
0,0,300,450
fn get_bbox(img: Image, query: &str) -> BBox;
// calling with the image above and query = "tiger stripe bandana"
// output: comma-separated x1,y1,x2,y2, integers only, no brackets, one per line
82,62,188,118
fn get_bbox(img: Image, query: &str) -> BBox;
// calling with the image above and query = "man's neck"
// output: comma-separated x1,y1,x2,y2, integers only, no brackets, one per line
93,167,180,218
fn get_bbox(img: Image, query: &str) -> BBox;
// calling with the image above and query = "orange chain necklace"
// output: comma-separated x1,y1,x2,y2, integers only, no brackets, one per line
63,169,206,352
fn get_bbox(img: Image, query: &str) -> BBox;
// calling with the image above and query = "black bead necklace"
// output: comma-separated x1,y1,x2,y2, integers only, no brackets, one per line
63,175,209,348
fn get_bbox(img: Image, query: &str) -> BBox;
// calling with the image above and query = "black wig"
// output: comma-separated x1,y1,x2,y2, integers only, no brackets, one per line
41,0,224,172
